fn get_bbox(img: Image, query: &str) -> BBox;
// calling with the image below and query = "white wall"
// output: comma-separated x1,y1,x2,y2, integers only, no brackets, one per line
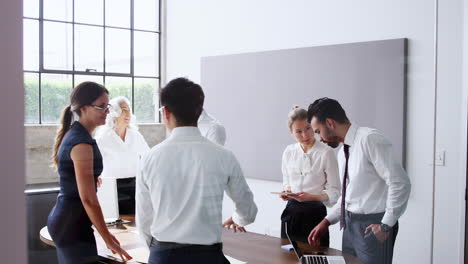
166,1,441,264
0,0,27,262
434,1,465,264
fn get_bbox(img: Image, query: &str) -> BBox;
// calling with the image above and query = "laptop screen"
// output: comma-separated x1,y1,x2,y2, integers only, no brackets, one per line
284,222,304,259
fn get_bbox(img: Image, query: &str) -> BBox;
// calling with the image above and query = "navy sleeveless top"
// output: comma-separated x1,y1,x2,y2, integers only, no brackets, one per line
47,121,104,252
57,121,103,197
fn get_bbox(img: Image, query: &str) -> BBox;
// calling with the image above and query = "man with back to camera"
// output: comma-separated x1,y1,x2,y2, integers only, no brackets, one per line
135,77,258,264
306,98,411,264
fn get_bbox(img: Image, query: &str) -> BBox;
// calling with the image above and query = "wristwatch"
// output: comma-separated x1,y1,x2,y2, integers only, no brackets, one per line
380,223,390,232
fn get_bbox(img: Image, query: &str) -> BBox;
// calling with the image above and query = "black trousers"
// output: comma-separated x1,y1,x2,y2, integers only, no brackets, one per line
280,200,329,246
116,177,136,214
148,239,231,264
342,211,399,264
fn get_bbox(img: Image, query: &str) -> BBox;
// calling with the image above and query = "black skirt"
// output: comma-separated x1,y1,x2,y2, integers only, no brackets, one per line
280,199,329,246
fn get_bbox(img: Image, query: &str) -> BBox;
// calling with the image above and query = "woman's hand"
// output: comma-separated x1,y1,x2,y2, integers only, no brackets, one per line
103,233,132,262
280,190,294,201
222,217,247,233
292,192,318,202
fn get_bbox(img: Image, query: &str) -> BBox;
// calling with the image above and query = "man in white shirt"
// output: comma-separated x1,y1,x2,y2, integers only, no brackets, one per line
198,109,226,146
136,77,258,264
306,98,411,264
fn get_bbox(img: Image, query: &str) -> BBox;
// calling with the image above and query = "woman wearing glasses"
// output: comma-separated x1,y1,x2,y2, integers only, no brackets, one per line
279,106,341,246
47,82,132,263
95,96,149,214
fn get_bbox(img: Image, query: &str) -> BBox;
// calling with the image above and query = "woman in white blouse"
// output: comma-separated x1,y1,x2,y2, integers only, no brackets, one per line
95,96,150,214
280,106,340,245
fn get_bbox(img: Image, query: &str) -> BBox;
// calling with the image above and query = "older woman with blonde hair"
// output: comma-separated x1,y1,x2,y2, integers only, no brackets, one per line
95,96,149,214
279,105,341,246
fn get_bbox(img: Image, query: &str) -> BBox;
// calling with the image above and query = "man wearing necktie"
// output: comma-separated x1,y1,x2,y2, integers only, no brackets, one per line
306,98,411,264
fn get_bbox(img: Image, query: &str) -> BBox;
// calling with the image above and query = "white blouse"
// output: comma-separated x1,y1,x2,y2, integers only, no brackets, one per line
95,127,150,179
282,141,341,207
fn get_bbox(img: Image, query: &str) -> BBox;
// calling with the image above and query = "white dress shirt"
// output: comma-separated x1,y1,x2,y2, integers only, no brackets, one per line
198,110,227,146
282,141,341,207
325,123,411,227
95,127,150,179
136,127,257,247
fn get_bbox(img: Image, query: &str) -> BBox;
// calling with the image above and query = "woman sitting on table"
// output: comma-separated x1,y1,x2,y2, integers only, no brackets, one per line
47,82,131,263
280,106,341,246
95,96,150,214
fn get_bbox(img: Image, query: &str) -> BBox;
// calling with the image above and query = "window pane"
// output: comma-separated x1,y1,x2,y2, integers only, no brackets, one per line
105,77,132,102
44,22,73,70
134,31,159,77
44,0,72,22
41,74,73,123
24,0,39,18
75,0,103,25
74,75,104,86
23,19,39,71
105,28,130,73
134,0,159,31
24,73,39,124
106,0,130,28
75,25,103,72
134,78,157,123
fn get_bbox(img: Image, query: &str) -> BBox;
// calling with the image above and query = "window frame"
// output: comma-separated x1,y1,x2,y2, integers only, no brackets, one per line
23,0,162,124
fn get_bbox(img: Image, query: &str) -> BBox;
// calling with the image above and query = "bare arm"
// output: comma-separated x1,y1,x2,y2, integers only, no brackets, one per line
71,143,131,261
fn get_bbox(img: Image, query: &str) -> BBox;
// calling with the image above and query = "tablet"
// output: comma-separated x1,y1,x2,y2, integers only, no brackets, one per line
270,192,299,196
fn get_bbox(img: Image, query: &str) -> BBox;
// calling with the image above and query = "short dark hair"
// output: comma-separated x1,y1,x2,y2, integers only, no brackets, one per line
307,97,349,124
160,77,205,126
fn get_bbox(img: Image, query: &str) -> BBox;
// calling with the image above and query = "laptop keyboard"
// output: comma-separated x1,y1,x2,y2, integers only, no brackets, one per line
301,255,329,264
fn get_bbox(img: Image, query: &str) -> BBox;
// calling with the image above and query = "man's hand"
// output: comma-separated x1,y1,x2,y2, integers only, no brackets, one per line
364,224,389,243
222,217,246,233
308,219,330,247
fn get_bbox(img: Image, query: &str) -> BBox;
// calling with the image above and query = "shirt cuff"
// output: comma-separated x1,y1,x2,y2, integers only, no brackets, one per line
381,212,398,227
232,213,254,227
325,214,340,225
321,190,339,208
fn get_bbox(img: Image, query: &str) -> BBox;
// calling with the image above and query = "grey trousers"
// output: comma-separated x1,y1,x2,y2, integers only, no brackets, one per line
342,211,399,264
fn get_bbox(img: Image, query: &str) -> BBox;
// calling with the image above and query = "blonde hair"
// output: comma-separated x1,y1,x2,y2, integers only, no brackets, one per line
287,105,308,131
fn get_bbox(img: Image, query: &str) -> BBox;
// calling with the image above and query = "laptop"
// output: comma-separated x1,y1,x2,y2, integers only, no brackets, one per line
97,178,120,223
284,222,346,264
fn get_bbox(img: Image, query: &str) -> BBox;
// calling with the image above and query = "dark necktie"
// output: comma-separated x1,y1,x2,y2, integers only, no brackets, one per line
340,144,350,230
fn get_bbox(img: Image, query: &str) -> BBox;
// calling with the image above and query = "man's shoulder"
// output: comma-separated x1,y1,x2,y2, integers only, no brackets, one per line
357,127,391,146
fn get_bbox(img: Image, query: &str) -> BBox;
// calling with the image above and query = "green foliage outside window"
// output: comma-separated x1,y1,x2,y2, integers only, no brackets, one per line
24,75,158,124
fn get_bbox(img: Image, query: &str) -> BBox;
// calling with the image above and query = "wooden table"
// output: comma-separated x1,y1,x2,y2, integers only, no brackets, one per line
40,216,361,264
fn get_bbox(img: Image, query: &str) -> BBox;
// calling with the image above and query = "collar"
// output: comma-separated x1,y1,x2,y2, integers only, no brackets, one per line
198,110,207,122
343,122,358,147
169,126,202,138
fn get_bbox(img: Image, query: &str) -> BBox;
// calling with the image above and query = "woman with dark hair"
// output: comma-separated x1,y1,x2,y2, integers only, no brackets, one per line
279,106,341,246
47,82,132,263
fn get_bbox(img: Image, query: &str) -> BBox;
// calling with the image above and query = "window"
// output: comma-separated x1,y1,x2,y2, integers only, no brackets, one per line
23,0,161,124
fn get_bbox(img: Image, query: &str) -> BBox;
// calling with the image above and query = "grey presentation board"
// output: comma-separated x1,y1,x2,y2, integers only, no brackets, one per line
201,39,406,181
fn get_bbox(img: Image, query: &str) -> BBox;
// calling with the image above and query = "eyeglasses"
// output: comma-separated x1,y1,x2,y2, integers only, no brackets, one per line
90,104,112,112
